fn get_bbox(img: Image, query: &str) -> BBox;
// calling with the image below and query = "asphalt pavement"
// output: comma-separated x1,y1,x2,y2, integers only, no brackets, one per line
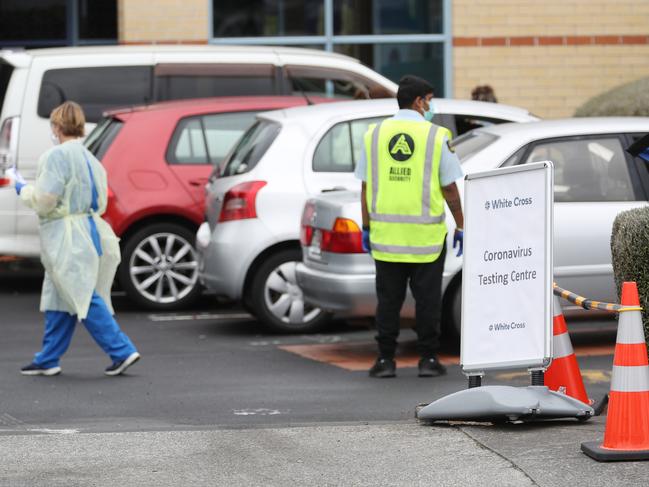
1,269,648,486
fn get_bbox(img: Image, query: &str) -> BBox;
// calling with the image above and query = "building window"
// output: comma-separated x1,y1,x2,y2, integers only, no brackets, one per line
78,0,117,41
211,0,452,96
213,0,325,37
335,42,445,96
0,0,117,48
333,0,443,36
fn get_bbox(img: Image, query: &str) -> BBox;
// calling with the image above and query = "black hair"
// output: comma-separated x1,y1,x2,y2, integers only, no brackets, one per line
396,75,434,109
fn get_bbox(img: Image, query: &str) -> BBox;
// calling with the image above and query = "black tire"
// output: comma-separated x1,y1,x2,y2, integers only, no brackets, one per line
119,223,202,310
250,248,332,333
443,276,462,341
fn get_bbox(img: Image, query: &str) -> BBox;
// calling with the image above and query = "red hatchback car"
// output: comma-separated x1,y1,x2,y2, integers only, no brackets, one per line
84,96,317,310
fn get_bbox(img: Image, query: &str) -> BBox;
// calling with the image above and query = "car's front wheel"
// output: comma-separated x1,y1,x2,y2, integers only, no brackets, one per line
250,249,332,333
119,223,202,310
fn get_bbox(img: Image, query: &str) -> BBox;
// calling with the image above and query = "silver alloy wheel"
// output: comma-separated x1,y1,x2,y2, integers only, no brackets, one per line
263,260,322,326
128,232,199,304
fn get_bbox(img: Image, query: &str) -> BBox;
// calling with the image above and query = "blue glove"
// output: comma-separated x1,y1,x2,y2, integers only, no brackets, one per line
14,181,25,195
362,228,371,253
453,228,463,257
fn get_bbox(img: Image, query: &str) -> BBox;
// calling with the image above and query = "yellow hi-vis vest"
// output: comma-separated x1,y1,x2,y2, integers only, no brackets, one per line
364,119,450,263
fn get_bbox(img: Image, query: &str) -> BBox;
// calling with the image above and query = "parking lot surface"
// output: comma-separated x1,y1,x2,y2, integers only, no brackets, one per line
2,271,648,486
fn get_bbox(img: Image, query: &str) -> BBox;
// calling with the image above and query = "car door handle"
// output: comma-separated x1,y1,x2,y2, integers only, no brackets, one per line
321,186,347,193
189,178,209,187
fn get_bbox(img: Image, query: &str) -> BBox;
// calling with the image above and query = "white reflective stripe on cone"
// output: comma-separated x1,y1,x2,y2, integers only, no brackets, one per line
610,365,649,392
616,311,646,344
553,295,563,319
553,332,574,359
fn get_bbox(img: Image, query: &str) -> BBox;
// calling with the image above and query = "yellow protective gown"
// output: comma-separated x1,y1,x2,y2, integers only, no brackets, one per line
20,140,121,320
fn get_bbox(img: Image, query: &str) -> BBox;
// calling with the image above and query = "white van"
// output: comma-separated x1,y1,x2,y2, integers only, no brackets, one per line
0,45,397,257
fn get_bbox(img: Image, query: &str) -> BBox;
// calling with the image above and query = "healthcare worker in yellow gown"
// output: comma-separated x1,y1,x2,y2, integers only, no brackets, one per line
14,101,140,376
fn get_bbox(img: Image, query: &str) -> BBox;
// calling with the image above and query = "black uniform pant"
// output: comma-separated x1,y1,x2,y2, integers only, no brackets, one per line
374,243,446,360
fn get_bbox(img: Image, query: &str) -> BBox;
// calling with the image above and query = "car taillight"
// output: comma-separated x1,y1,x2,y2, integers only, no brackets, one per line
300,201,316,246
218,181,267,222
320,218,363,254
0,116,20,169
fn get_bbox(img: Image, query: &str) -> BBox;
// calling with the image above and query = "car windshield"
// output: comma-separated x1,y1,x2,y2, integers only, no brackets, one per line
220,119,280,177
450,130,498,164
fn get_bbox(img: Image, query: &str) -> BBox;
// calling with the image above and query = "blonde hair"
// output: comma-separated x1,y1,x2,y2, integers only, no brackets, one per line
50,101,86,137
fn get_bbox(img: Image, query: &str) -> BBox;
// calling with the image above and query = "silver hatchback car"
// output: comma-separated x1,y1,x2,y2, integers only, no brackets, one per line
296,118,649,337
196,98,538,333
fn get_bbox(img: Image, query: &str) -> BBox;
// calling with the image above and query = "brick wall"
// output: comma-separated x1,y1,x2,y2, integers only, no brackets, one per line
453,0,649,37
452,0,649,117
118,0,209,44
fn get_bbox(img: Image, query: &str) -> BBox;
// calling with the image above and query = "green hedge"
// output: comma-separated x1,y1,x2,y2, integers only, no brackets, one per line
610,207,649,345
575,77,649,117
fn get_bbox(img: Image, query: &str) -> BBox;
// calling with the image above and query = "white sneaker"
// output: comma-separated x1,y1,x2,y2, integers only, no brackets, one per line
21,363,61,376
104,352,141,376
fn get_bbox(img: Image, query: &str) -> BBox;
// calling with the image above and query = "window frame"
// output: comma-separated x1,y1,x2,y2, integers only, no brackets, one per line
515,134,644,202
166,111,262,166
282,65,384,98
153,63,281,100
208,0,454,97
166,115,210,166
37,65,153,122
0,0,117,48
312,120,354,173
311,115,387,173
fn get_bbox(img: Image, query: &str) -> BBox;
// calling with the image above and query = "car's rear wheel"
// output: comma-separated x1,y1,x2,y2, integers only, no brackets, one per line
119,223,202,310
250,249,332,333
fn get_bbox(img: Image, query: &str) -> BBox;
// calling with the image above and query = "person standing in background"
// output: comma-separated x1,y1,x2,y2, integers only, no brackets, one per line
471,85,498,103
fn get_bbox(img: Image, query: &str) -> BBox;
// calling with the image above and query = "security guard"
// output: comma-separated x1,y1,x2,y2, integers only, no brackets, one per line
354,75,464,378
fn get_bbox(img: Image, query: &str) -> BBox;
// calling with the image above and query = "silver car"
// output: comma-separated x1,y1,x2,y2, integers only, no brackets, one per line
296,118,649,336
196,98,538,333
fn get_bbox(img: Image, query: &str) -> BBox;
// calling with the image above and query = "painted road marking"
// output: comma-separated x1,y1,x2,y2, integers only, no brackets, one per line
280,341,616,372
26,428,79,435
148,312,252,322
233,409,287,416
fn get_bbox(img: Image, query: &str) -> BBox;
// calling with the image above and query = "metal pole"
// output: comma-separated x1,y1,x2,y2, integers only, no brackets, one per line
68,0,79,46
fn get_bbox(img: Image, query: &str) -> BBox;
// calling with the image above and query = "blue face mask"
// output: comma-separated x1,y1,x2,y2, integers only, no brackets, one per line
423,101,435,122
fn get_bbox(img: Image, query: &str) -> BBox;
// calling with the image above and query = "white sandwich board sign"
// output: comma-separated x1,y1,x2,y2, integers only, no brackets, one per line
461,161,554,373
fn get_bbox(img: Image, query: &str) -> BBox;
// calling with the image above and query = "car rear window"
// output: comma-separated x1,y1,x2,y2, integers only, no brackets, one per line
38,66,152,123
450,131,498,164
0,60,13,113
221,120,280,177
84,116,124,160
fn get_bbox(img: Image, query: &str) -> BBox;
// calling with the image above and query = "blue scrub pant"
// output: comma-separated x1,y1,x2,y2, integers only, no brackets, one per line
33,292,137,368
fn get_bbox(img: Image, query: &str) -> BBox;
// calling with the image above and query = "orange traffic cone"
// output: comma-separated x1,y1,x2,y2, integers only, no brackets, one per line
582,281,649,461
545,295,590,404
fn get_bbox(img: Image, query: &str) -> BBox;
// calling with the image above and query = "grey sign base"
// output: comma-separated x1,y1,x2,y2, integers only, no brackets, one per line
417,385,594,423
581,441,649,462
